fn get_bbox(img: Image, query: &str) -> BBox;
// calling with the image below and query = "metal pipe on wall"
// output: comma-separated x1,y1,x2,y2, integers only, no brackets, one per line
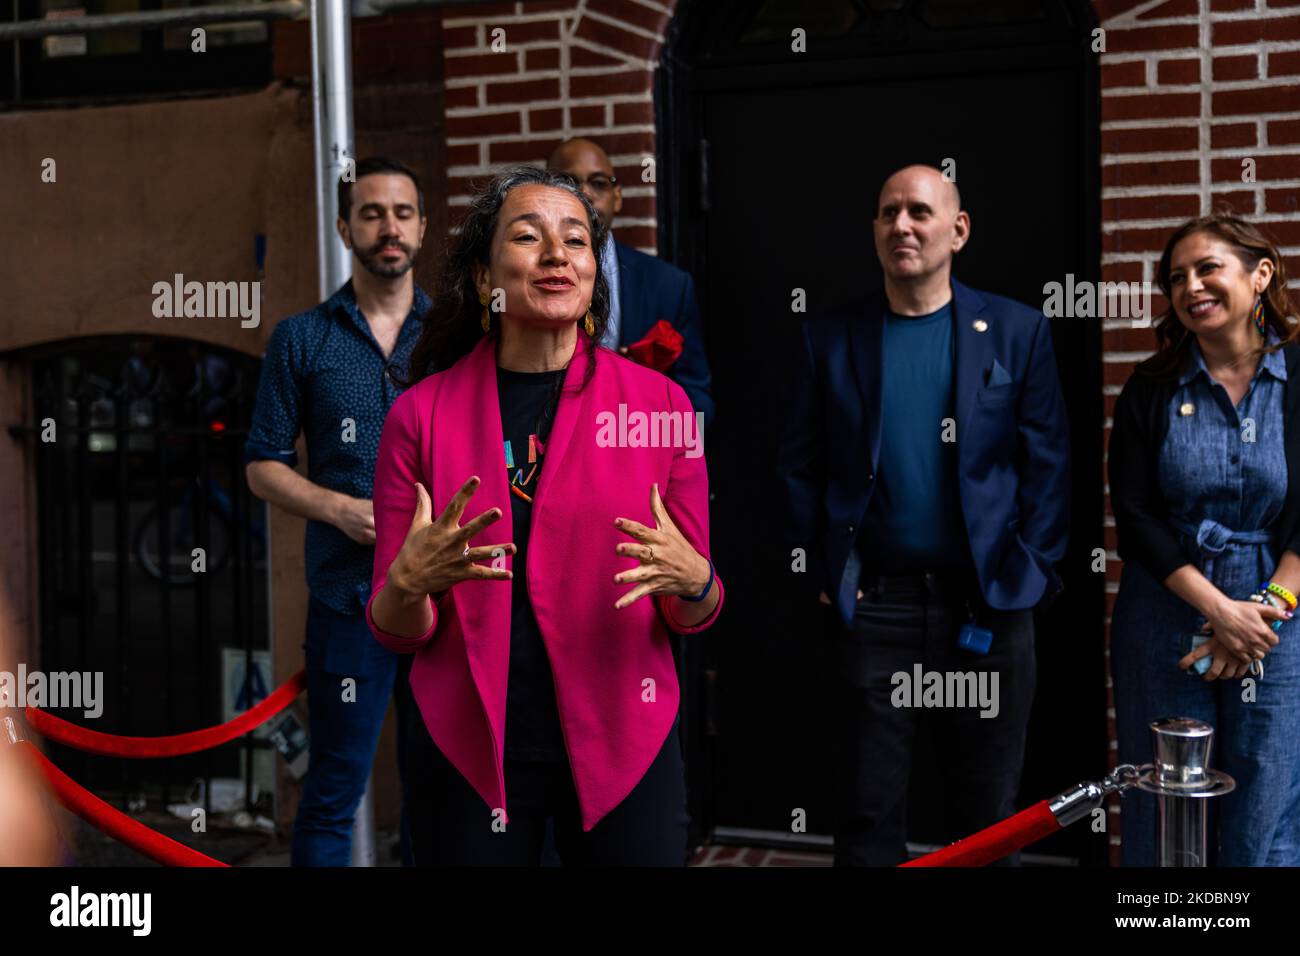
307,0,375,867
310,0,354,303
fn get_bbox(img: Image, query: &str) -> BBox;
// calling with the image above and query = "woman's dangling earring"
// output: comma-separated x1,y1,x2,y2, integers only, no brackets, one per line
480,293,491,333
584,310,596,337
1253,295,1266,337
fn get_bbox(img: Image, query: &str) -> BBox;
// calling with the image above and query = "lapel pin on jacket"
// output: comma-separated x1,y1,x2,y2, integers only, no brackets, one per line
1180,402,1196,416
972,319,988,332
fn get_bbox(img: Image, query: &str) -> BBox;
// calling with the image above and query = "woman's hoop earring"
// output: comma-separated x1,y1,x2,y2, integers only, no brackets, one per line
1253,296,1266,337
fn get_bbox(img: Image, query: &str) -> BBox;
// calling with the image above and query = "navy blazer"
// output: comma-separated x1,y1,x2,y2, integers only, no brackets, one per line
776,278,1071,626
614,240,715,427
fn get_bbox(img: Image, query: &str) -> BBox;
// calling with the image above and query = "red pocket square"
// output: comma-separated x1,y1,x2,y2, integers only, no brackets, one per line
623,320,684,374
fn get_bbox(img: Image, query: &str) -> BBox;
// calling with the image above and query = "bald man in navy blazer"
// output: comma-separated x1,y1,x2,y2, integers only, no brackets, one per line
777,166,1070,865
549,138,714,427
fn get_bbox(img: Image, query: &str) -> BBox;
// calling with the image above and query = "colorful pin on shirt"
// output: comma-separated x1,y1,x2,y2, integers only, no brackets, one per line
506,434,543,504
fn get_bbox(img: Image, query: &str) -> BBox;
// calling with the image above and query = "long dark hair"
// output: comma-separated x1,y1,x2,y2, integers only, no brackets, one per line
396,164,612,390
1139,212,1298,378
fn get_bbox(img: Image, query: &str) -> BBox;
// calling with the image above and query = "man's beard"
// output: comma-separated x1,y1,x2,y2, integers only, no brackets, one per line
356,238,417,279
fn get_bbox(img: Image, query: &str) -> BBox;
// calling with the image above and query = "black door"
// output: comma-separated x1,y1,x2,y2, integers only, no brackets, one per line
660,0,1107,863
10,336,271,815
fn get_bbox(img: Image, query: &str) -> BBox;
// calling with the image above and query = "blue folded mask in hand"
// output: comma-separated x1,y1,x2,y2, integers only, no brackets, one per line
1180,631,1213,675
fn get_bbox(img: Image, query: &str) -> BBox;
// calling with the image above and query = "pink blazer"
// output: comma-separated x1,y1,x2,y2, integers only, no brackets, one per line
365,332,723,831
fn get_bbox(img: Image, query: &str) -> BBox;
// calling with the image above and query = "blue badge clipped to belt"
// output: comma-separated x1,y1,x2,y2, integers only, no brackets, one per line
957,623,993,655
955,595,993,655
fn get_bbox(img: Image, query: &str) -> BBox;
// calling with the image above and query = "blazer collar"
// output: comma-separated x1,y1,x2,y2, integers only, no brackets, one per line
457,330,595,515
437,330,597,762
949,278,991,442
534,332,594,510
850,277,990,463
613,239,644,339
613,236,634,271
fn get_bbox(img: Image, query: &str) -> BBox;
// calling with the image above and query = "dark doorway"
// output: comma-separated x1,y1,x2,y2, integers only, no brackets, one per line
8,335,271,817
660,0,1106,863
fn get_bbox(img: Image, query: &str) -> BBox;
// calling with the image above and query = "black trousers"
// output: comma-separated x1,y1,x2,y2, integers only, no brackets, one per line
405,704,688,866
393,653,416,866
830,570,1037,867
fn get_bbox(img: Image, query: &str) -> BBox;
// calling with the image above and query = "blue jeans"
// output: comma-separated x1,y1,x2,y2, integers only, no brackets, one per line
1112,561,1300,866
291,596,398,867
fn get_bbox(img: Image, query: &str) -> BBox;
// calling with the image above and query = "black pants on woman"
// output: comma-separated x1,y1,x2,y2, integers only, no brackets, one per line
405,707,688,866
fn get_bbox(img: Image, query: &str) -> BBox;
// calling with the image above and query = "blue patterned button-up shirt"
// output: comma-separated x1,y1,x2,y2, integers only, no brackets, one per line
244,280,431,616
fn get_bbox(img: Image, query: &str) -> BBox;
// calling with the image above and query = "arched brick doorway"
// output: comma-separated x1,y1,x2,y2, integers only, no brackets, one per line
8,335,272,813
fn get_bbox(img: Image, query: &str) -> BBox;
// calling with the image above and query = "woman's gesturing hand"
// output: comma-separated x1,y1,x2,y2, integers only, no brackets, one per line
1204,598,1285,663
386,476,515,599
612,483,710,610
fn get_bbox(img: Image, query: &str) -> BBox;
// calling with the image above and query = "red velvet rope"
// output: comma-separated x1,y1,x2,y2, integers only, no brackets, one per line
21,741,228,867
25,669,306,758
19,662,1067,868
900,799,1061,867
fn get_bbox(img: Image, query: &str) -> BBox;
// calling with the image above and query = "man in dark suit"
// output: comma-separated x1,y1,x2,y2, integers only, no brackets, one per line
777,165,1070,865
548,138,714,426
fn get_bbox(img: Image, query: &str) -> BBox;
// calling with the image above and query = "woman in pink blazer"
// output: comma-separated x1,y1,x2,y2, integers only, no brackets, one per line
367,165,723,865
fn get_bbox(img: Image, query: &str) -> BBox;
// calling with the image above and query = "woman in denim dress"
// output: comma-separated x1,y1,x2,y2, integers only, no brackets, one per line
1110,214,1300,866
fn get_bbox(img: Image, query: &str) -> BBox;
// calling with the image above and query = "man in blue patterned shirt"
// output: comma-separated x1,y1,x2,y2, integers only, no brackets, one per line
244,157,429,866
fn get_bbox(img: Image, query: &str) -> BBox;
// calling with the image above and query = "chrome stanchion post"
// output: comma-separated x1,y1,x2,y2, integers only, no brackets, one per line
1135,718,1234,867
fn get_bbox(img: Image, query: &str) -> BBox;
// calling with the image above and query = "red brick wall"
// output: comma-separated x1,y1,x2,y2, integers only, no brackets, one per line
440,0,674,251
440,0,1300,861
1097,0,1300,858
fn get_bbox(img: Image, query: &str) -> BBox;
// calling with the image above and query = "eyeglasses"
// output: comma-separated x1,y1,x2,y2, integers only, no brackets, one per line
578,174,619,193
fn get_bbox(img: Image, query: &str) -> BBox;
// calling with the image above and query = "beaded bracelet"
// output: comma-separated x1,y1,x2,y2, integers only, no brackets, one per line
1257,591,1287,611
1264,581,1298,610
1252,589,1287,632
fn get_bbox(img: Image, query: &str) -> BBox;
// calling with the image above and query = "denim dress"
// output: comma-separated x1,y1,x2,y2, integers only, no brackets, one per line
1111,333,1300,866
